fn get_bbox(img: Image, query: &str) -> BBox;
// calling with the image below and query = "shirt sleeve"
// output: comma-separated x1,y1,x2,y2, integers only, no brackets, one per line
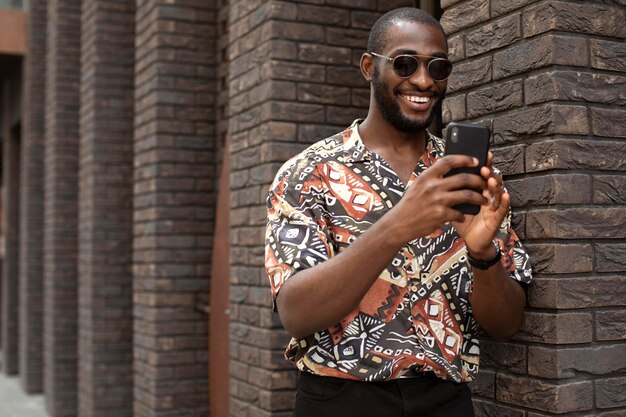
495,208,533,286
265,160,334,311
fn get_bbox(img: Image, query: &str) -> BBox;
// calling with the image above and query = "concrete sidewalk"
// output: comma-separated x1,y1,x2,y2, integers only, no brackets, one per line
0,373,48,417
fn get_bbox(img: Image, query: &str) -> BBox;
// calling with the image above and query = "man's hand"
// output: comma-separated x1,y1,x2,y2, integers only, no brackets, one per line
452,152,509,258
389,154,488,245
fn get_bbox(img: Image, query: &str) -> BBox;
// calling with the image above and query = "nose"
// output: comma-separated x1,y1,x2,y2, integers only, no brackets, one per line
408,60,434,90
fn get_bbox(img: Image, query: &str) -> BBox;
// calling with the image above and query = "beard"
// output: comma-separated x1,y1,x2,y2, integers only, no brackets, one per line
371,67,445,133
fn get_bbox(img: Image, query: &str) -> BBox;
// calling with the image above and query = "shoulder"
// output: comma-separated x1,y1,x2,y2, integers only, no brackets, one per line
270,130,346,190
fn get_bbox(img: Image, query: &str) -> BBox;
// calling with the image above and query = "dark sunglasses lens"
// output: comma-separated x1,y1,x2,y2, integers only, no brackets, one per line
392,56,419,78
428,59,452,81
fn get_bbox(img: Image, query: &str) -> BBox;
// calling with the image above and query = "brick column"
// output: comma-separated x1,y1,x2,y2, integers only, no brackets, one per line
441,0,626,415
1,77,20,376
19,0,46,394
77,0,135,414
44,0,81,413
227,1,415,416
132,0,217,415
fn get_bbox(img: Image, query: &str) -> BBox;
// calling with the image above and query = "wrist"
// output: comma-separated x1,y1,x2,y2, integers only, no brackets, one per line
467,240,501,270
467,240,498,260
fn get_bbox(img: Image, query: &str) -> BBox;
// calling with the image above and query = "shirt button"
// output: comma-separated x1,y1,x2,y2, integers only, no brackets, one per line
410,285,418,292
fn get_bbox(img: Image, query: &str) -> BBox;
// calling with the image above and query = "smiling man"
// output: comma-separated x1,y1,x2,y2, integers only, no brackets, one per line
265,7,532,417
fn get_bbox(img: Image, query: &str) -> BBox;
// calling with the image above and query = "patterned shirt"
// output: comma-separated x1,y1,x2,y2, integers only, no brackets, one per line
265,120,533,383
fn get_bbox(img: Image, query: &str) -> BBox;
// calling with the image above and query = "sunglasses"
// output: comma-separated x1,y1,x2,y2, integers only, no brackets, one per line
370,52,453,82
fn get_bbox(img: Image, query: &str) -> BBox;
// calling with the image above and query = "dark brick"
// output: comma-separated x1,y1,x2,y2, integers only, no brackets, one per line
441,93,465,123
298,44,352,65
507,174,591,206
440,0,489,34
491,0,540,16
447,33,465,63
525,243,593,275
467,80,523,118
351,10,382,29
526,139,626,172
448,56,492,93
525,71,626,106
473,399,525,417
272,20,325,42
493,34,588,80
466,14,521,57
263,60,326,83
516,312,592,344
492,144,525,176
325,0,377,9
297,83,351,105
492,105,588,145
594,176,626,205
527,208,626,239
591,39,626,72
297,4,350,25
327,66,368,87
596,310,626,341
326,27,370,48
595,244,626,273
528,344,626,379
523,1,626,39
496,374,593,413
596,377,626,409
471,369,495,399
528,276,626,309
481,341,526,374
592,108,626,138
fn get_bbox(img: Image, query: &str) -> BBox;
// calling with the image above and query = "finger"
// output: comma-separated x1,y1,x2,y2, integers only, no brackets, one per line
447,188,488,208
428,155,479,177
441,172,488,192
486,151,494,168
487,177,503,209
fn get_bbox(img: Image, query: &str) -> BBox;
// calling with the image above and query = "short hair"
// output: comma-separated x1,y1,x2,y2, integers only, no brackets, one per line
367,7,445,53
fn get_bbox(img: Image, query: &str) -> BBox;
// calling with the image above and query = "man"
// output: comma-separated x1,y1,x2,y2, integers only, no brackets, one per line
265,7,532,417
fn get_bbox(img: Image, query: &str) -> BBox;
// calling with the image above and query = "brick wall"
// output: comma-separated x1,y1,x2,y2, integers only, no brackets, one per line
132,0,217,414
44,0,81,414
440,0,626,415
227,1,417,416
77,0,135,414
18,0,46,394
1,74,20,376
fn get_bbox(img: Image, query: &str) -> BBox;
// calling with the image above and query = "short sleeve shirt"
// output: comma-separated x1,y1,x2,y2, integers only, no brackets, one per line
265,120,533,383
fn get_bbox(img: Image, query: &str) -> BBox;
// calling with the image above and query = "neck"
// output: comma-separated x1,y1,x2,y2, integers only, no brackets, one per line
358,112,427,157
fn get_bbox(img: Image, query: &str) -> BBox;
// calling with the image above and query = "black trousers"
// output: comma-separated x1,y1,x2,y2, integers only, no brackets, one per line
294,371,475,417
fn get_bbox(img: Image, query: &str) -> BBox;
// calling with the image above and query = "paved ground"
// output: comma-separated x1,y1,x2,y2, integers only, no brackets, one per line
0,373,48,417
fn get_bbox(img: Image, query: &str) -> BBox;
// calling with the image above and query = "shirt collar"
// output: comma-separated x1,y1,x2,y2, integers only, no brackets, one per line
339,119,441,163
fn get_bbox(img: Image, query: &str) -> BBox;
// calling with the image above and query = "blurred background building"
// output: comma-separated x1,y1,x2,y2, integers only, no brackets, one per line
0,0,624,416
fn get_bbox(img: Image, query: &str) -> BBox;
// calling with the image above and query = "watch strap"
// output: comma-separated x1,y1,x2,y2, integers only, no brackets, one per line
467,243,502,270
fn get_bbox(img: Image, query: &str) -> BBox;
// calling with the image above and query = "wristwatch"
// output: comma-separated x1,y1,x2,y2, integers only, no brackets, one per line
467,241,502,270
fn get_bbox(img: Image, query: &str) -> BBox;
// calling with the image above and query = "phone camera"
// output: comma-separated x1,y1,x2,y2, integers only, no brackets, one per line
451,127,459,143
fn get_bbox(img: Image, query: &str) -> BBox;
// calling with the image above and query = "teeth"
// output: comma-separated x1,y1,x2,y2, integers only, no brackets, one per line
404,95,429,103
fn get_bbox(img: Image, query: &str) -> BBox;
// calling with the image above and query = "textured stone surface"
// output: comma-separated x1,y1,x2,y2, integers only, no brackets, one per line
466,13,521,57
596,310,626,341
493,34,588,80
596,377,626,409
528,344,626,379
524,243,593,275
496,375,593,413
526,208,626,239
467,80,523,118
523,1,626,38
440,0,489,34
506,174,591,206
517,312,592,344
525,71,626,106
592,108,626,138
591,39,626,72
448,56,492,93
526,139,626,172
595,244,626,272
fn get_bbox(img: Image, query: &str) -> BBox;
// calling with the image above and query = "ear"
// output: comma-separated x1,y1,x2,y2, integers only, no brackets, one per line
360,53,374,83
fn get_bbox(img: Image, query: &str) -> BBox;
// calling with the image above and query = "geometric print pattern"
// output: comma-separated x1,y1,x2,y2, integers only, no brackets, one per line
265,120,533,383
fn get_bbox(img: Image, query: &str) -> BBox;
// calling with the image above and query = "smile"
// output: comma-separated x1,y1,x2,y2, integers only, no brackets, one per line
401,94,430,103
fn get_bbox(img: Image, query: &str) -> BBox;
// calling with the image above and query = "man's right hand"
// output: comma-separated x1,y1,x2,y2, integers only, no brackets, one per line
389,155,488,244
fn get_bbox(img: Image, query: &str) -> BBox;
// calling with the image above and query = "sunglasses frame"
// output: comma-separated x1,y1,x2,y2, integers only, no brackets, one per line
369,52,453,82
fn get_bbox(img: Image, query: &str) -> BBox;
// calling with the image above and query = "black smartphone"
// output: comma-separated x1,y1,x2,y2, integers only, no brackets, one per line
443,122,490,215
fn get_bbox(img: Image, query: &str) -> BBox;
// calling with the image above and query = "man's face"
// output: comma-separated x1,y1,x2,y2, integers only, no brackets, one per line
371,22,448,133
